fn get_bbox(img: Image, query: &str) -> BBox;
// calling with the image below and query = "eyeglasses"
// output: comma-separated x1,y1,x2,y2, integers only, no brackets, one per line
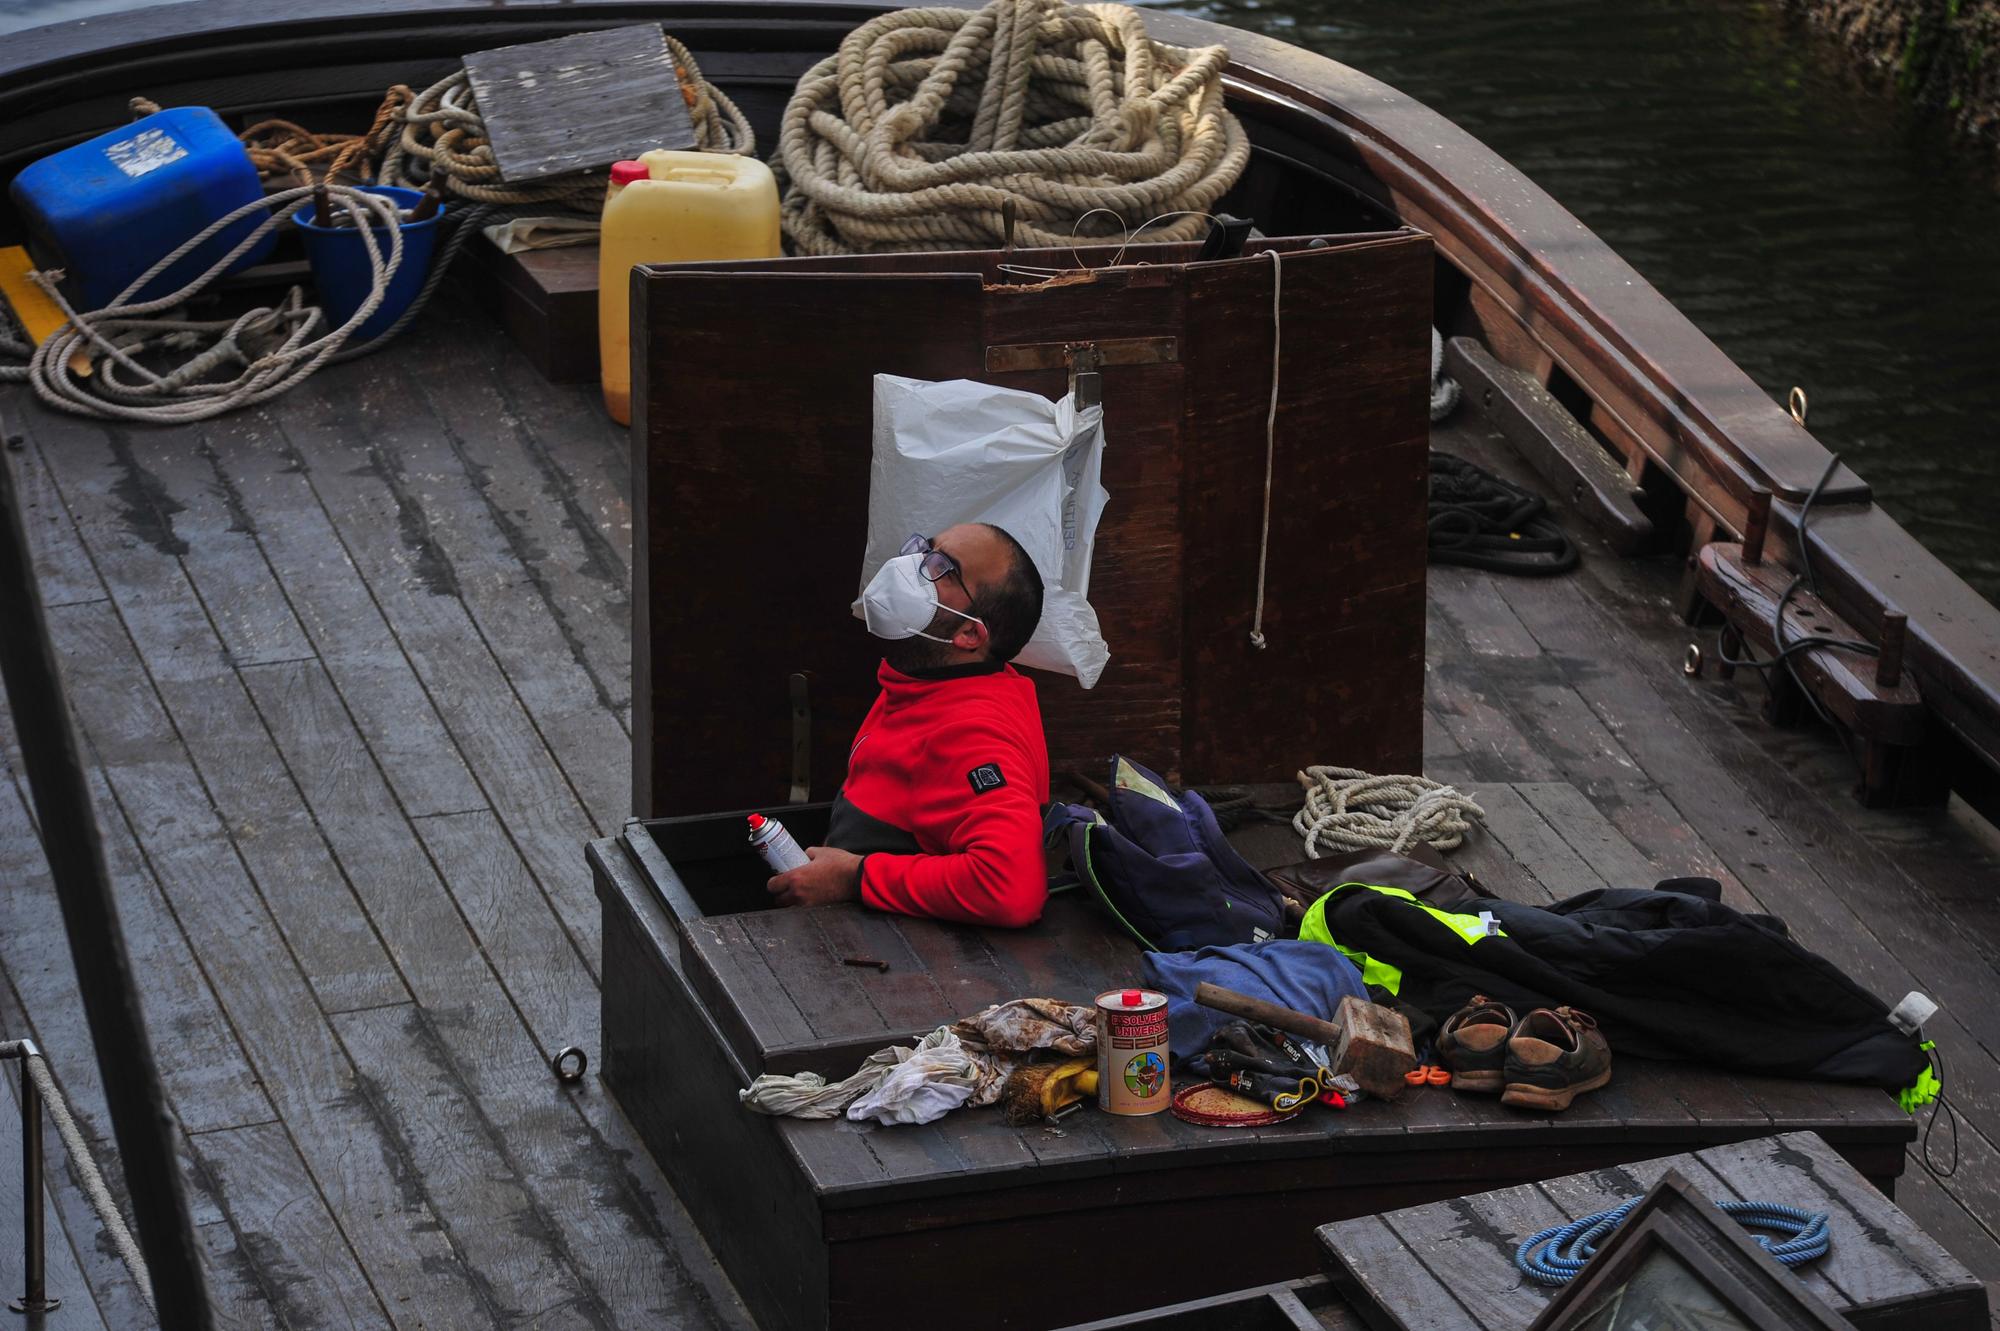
900,533,965,588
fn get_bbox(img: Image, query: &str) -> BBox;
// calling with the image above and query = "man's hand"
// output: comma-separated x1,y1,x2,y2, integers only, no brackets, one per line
767,846,864,909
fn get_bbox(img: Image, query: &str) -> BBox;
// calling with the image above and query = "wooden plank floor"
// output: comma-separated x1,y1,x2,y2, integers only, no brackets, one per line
1,291,1997,1326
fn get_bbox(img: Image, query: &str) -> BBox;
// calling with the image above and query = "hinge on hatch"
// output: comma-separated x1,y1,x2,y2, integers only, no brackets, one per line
1067,343,1102,408
789,671,811,804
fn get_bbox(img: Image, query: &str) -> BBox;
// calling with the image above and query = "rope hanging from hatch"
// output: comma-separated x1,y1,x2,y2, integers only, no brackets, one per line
774,0,1251,254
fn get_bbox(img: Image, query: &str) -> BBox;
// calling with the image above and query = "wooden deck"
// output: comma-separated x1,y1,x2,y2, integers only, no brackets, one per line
1,292,1998,1326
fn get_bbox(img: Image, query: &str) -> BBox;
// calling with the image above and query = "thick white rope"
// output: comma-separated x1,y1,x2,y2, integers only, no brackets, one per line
0,1044,153,1309
1292,766,1486,857
775,0,1251,254
1248,247,1280,650
3,184,405,422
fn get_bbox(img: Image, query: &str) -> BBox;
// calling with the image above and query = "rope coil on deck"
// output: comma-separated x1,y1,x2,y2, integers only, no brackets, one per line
1292,767,1485,857
0,184,477,421
0,1042,153,1309
774,0,1251,253
1516,1196,1830,1286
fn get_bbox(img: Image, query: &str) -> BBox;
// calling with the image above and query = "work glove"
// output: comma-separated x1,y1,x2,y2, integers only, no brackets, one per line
1184,1020,1332,1113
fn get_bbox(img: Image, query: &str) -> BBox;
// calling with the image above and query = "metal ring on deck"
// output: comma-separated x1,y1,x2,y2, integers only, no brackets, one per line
1683,643,1703,678
552,1046,588,1084
1789,386,1809,425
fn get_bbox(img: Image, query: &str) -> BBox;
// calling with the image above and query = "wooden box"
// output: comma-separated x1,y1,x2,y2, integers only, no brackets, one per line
590,814,1916,1331
629,233,1432,817
460,240,601,384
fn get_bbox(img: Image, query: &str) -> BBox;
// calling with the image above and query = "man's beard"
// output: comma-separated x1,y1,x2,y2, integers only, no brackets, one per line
881,608,967,674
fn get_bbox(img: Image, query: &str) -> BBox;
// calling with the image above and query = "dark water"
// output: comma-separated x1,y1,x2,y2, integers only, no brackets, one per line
1150,0,2000,601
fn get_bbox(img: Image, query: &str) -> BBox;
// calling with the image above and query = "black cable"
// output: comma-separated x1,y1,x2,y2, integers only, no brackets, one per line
1919,1044,1960,1182
1713,454,1878,737
1708,465,1960,1194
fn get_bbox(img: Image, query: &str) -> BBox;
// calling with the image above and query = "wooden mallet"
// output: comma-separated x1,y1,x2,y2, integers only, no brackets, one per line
1194,982,1416,1100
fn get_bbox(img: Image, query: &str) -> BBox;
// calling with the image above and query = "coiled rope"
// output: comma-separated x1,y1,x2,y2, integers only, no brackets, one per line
0,185,460,422
775,0,1251,254
1292,767,1485,857
380,35,755,211
236,88,412,189
0,1043,153,1309
1516,1196,1831,1286
1428,451,1580,577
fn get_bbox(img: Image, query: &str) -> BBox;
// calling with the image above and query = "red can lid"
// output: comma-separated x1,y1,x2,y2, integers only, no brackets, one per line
610,160,650,185
1122,989,1143,1006
747,814,767,831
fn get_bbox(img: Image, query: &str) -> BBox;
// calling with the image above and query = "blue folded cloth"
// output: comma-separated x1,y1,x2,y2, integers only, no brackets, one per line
1143,940,1368,1060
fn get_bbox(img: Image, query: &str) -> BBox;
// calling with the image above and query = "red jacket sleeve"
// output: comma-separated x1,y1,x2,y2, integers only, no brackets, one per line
856,720,1047,928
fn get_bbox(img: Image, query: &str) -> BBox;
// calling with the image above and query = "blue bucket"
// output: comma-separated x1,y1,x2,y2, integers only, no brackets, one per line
296,185,442,343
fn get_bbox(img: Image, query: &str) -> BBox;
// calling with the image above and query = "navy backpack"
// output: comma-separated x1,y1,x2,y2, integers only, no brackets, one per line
1047,756,1290,952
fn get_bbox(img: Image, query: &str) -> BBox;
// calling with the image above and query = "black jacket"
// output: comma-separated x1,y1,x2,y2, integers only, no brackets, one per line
1286,858,1926,1091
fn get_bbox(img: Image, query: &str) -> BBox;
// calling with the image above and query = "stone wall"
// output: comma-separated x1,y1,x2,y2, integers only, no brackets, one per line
1785,0,2000,147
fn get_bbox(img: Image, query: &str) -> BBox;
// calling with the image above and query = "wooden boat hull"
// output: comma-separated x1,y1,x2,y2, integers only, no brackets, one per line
0,10,1983,1327
6,0,2000,813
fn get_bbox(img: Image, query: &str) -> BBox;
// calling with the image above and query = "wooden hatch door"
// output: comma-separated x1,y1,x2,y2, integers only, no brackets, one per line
630,231,1432,817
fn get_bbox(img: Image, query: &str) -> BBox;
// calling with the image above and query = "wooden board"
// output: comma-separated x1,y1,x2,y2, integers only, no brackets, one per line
1321,1131,1988,1331
630,234,1429,816
461,24,694,183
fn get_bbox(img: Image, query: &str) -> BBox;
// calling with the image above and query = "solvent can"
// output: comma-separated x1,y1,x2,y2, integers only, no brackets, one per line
1096,988,1171,1115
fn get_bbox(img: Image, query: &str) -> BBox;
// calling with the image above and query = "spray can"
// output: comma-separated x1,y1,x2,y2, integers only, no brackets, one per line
747,813,811,874
1095,988,1171,1115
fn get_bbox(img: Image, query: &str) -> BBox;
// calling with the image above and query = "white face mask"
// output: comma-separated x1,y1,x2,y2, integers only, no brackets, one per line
860,553,984,644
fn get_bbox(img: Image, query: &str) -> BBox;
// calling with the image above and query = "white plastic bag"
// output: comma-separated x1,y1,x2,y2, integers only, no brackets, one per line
859,374,1111,687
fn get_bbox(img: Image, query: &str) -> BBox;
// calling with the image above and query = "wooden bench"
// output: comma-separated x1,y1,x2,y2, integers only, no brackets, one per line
591,808,1918,1331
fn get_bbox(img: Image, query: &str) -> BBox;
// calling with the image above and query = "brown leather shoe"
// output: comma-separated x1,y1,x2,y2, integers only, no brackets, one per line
1500,1007,1611,1111
1436,995,1516,1094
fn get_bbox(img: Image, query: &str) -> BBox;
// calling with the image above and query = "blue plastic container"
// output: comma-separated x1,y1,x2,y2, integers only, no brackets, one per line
296,185,443,344
9,106,275,311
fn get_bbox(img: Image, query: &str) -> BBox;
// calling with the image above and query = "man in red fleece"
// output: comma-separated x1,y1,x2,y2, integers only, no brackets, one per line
766,523,1051,927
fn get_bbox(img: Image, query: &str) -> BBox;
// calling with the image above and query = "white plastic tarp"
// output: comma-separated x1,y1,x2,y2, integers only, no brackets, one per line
858,374,1111,687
